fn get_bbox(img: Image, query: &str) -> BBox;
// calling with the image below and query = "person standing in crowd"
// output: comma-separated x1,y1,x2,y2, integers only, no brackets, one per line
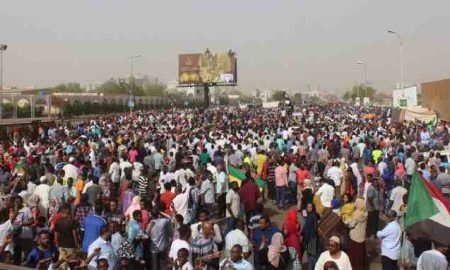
148,206,172,270
389,179,407,215
314,236,352,270
169,225,192,268
220,244,254,270
82,203,106,253
345,198,367,270
266,232,289,270
302,203,320,270
33,176,51,218
192,221,220,269
366,177,382,238
87,226,117,270
416,242,449,270
54,204,80,265
275,160,288,210
216,164,228,218
240,175,261,227
316,178,335,215
283,209,302,270
377,210,401,270
224,219,251,258
225,182,240,235
252,215,280,269
24,230,58,269
327,160,343,199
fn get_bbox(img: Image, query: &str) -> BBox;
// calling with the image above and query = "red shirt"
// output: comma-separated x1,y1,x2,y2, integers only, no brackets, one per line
160,191,176,216
240,180,261,212
296,169,311,186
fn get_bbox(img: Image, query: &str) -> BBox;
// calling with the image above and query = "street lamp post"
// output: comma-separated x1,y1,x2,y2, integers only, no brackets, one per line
357,61,368,98
129,54,142,78
0,44,7,121
388,30,404,97
128,54,142,110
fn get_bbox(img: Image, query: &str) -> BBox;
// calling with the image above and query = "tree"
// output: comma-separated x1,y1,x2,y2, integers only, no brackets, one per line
97,79,129,95
272,91,287,101
342,84,377,101
143,82,165,96
291,93,302,103
51,82,85,93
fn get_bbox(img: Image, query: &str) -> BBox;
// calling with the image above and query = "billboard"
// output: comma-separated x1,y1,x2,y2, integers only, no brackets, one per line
179,51,237,85
392,86,417,107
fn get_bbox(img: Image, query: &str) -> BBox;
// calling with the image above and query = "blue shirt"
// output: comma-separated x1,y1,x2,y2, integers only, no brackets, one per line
25,246,58,268
252,225,280,264
127,219,144,258
82,214,106,252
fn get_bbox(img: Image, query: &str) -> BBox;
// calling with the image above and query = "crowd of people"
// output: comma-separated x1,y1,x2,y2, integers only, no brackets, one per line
0,104,449,270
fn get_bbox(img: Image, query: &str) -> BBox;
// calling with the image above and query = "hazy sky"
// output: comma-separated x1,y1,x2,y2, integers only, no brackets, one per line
1,0,450,93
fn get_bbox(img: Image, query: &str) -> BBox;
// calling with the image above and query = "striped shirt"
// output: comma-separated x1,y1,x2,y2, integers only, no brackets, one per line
191,235,217,258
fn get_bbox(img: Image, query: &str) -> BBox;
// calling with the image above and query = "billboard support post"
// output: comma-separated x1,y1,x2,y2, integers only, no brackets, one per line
203,83,210,109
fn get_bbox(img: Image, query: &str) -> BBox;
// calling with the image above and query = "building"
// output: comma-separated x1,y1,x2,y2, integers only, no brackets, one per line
421,78,450,121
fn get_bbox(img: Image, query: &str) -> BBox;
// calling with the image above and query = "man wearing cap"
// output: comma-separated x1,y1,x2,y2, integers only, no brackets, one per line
315,236,352,270
63,157,79,184
377,210,401,270
33,176,51,217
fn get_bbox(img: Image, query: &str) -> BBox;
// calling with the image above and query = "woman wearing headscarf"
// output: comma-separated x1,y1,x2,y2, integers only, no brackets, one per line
48,196,59,222
124,196,141,221
395,161,406,179
350,163,362,196
301,179,315,212
267,232,289,270
27,195,40,227
283,210,302,270
301,203,320,270
344,198,367,270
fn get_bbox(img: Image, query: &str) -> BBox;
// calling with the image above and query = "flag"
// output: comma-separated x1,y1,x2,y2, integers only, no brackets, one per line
427,115,438,131
405,172,450,245
228,165,266,189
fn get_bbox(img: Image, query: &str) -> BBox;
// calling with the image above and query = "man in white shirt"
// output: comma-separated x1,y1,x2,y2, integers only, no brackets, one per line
377,210,401,270
315,236,352,270
63,157,79,184
389,180,407,215
216,165,228,218
225,182,240,235
326,161,343,199
405,152,416,189
169,225,192,266
316,178,335,208
417,243,449,270
224,219,250,258
87,226,117,270
119,158,132,181
33,176,51,217
172,185,191,224
108,158,120,184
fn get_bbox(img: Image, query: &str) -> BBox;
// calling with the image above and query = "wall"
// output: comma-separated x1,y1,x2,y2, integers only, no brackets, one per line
421,79,450,121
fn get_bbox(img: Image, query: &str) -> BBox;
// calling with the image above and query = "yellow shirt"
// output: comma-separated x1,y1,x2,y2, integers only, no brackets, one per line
341,203,355,223
255,154,267,175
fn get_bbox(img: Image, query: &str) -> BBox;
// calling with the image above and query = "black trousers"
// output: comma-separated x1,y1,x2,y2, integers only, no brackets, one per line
367,210,379,237
217,193,226,217
381,256,398,270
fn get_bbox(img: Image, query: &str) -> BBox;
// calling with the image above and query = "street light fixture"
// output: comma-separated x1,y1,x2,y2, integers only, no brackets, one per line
128,54,142,110
357,61,368,98
0,44,7,121
387,30,404,97
129,54,142,77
